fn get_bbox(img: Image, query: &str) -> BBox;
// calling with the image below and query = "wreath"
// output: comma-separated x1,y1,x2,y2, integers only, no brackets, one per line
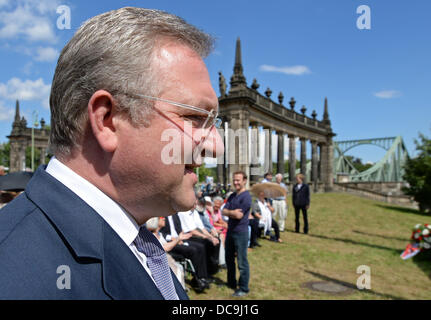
401,224,431,260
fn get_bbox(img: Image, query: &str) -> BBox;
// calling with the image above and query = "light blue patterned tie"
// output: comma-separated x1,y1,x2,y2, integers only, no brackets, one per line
134,226,179,300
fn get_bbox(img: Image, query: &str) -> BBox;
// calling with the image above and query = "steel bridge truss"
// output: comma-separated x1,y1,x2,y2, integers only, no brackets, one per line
333,136,409,182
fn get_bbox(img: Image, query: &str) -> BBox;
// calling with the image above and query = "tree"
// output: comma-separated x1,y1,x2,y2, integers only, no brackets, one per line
345,155,373,172
194,163,217,183
403,132,431,214
0,142,10,167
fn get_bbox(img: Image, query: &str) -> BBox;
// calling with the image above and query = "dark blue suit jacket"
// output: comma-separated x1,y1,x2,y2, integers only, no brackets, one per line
0,166,189,300
292,183,310,208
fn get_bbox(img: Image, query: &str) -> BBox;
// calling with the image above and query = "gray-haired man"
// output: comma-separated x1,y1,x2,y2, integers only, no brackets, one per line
0,7,223,299
273,173,288,232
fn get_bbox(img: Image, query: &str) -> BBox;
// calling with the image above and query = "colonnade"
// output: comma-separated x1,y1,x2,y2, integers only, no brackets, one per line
217,119,334,191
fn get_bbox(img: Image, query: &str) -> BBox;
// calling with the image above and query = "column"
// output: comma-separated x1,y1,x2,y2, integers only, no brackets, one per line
288,134,296,183
249,122,260,184
266,127,273,174
300,138,307,179
326,137,334,191
318,143,323,182
227,111,250,186
311,141,318,191
320,143,328,189
216,121,226,185
39,147,47,165
277,131,285,175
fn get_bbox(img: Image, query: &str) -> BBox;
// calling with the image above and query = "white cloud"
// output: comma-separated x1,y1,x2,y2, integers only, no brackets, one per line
374,90,402,99
35,46,59,62
259,64,312,76
0,77,51,109
0,100,15,121
0,0,60,43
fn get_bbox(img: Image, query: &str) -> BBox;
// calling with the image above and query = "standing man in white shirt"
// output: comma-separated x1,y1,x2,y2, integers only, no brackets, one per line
0,7,223,299
273,173,288,232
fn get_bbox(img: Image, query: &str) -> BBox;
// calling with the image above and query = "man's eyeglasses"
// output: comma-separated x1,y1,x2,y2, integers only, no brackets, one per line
131,93,222,131
125,92,223,162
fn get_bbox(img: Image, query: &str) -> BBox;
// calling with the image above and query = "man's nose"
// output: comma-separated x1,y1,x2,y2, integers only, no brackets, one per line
195,126,225,163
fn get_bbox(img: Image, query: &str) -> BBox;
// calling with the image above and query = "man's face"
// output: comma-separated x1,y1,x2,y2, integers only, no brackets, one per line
110,42,224,219
266,174,272,181
213,200,222,211
158,217,166,228
296,176,303,184
276,175,282,183
233,174,246,192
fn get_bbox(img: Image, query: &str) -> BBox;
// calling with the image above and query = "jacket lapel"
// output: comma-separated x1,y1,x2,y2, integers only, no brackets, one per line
101,223,164,300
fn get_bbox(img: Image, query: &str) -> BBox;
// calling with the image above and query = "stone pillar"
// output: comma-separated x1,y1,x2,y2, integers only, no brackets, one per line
300,138,307,179
320,142,334,191
288,134,296,183
311,141,318,191
277,131,285,175
250,123,260,184
39,147,47,165
227,110,250,186
325,137,334,191
217,160,224,186
266,127,273,174
216,123,226,186
318,143,323,182
9,140,26,172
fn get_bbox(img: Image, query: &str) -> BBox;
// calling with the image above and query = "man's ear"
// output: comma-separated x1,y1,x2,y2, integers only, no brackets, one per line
87,90,119,153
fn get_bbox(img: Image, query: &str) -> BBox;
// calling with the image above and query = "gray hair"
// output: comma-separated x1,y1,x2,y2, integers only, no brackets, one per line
145,217,160,231
49,7,214,157
275,173,283,179
213,196,224,203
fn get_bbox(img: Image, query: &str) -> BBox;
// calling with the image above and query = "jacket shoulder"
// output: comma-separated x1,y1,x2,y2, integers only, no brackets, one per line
0,193,38,244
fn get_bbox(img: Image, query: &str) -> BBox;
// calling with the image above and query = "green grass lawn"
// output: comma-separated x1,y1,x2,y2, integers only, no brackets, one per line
187,192,431,300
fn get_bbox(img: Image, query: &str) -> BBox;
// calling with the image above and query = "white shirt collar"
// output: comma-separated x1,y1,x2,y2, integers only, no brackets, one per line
46,158,140,247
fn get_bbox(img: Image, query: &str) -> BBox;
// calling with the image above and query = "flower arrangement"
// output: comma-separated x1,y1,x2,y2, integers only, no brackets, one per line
401,223,431,260
410,224,431,249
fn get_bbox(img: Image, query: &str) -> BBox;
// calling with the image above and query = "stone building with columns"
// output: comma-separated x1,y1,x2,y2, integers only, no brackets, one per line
216,38,335,192
7,100,50,172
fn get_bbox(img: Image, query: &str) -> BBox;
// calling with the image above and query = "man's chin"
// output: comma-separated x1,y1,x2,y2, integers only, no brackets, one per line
172,193,196,213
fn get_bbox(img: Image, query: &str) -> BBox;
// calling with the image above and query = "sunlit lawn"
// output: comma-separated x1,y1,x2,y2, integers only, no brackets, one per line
187,193,431,300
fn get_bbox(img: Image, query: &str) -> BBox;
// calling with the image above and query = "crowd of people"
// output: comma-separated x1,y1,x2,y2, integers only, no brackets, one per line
143,171,311,297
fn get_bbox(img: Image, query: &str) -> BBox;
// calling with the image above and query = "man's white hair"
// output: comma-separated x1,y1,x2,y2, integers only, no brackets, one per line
145,217,160,231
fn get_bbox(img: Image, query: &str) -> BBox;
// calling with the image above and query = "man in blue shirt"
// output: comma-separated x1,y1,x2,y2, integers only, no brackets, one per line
222,171,252,297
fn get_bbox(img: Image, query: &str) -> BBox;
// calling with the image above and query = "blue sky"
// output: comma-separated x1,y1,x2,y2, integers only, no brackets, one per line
0,0,430,163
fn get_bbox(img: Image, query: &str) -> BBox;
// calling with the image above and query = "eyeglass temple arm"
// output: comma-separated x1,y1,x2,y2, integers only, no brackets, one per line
133,93,215,116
